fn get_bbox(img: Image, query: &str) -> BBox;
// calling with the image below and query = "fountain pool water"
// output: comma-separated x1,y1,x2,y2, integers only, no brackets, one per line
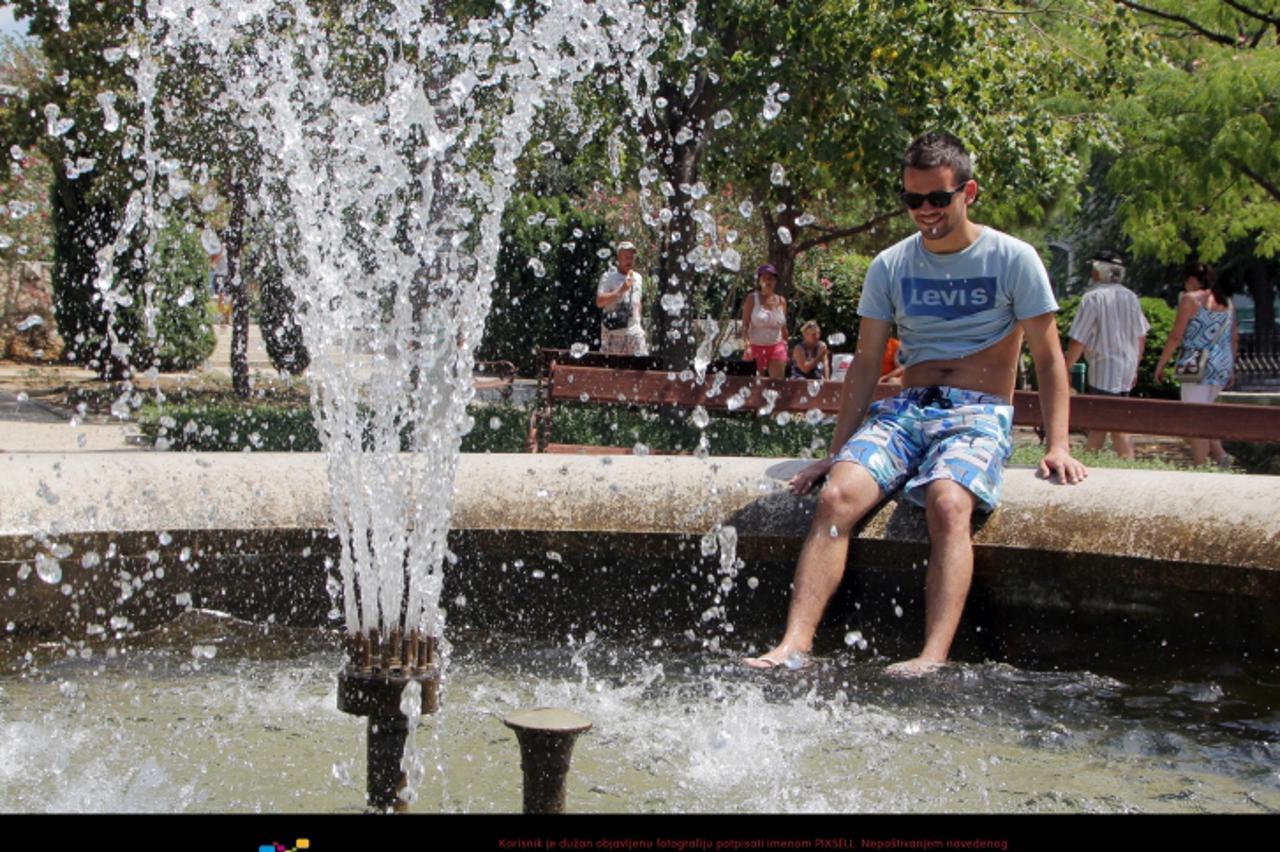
2,611,1277,814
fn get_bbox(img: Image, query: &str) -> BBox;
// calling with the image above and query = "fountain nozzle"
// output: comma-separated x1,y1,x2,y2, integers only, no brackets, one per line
337,629,441,812
503,707,592,814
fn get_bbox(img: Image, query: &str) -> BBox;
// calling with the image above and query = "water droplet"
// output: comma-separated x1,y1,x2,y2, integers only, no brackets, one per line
770,163,786,186
894,604,904,618
762,99,781,121
774,411,792,426
199,226,222,256
569,342,589,358
738,200,754,219
175,592,192,607
720,246,741,272
805,408,824,425
690,406,710,429
844,630,864,647
632,442,650,456
35,554,62,584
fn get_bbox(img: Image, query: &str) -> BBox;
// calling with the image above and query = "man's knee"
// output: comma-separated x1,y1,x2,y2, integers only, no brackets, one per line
816,469,876,527
924,480,976,531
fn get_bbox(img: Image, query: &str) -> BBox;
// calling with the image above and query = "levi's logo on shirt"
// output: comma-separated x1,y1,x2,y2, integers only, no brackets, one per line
902,276,997,319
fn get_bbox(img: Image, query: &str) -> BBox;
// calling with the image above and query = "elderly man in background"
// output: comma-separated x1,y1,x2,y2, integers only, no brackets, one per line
1064,251,1150,459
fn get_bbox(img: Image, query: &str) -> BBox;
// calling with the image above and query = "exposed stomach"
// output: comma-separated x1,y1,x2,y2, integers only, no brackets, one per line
900,329,1023,400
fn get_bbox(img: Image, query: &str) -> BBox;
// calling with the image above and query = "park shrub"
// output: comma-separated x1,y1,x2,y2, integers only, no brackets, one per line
54,200,216,374
136,221,218,371
789,249,869,354
1052,294,1178,398
1223,441,1280,476
247,234,310,375
478,194,613,376
138,398,836,457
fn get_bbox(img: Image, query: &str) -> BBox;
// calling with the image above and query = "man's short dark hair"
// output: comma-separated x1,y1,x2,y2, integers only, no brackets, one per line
902,132,973,185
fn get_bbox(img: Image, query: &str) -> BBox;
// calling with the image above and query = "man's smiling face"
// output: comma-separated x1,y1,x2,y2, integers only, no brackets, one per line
903,165,973,245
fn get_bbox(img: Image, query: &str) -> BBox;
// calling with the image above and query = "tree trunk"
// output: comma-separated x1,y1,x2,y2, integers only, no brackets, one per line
225,175,251,398
651,142,701,368
1247,258,1276,354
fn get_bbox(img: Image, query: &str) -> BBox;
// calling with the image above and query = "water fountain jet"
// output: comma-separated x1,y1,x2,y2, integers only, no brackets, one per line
335,629,440,811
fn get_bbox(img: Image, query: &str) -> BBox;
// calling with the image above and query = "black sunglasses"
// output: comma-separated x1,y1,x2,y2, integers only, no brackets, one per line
900,185,967,209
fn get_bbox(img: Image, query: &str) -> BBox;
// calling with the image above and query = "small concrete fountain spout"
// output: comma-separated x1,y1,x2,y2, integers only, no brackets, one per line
337,628,441,812
503,707,593,814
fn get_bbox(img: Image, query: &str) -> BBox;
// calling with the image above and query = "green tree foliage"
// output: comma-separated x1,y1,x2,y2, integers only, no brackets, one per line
479,194,613,375
1109,45,1280,263
1103,1,1280,349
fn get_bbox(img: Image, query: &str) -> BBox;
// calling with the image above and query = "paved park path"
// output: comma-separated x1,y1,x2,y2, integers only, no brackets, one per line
0,324,272,453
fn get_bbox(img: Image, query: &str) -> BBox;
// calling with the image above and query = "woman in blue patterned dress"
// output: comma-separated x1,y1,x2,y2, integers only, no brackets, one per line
1154,261,1237,467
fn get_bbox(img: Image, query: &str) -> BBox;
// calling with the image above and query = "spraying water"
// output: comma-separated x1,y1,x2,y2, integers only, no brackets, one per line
106,0,666,644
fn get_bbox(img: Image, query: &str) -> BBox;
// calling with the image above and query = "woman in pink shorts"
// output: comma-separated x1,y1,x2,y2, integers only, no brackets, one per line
741,263,788,378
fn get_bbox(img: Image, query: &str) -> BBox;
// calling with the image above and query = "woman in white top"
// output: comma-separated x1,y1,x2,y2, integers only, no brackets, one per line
741,263,788,378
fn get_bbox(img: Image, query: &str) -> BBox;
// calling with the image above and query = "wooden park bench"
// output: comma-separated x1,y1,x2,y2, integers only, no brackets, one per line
528,362,1280,454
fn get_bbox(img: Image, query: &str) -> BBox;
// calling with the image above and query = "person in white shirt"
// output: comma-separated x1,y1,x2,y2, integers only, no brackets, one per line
1064,251,1150,459
596,241,648,355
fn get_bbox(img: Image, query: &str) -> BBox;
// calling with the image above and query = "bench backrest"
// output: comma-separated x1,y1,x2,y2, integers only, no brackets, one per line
547,365,1280,443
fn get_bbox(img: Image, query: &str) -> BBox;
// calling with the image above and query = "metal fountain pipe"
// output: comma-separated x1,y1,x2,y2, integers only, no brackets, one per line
337,629,441,812
503,708,592,814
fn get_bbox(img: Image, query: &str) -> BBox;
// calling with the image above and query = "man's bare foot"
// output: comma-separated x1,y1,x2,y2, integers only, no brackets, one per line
743,646,812,671
884,657,946,677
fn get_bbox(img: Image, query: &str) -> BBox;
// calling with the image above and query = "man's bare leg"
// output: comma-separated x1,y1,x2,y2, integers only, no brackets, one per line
888,479,977,675
1187,437,1210,467
744,463,882,668
1111,431,1135,459
1084,430,1107,453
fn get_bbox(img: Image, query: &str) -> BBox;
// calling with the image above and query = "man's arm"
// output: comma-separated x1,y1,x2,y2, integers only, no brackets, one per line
1063,338,1085,371
1021,312,1087,484
1132,335,1146,389
789,317,891,494
595,272,630,309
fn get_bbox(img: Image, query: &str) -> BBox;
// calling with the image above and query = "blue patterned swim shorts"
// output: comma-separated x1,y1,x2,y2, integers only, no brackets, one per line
833,386,1014,512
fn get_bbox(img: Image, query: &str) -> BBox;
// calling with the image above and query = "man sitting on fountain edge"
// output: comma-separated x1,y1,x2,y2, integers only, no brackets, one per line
745,131,1087,675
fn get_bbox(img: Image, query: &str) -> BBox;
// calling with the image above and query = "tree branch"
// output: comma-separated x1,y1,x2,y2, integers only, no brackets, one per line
1113,0,1238,45
791,209,903,255
1224,0,1280,27
1230,157,1280,204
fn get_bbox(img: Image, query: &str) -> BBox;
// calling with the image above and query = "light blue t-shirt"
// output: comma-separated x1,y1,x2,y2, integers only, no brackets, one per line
857,227,1056,366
